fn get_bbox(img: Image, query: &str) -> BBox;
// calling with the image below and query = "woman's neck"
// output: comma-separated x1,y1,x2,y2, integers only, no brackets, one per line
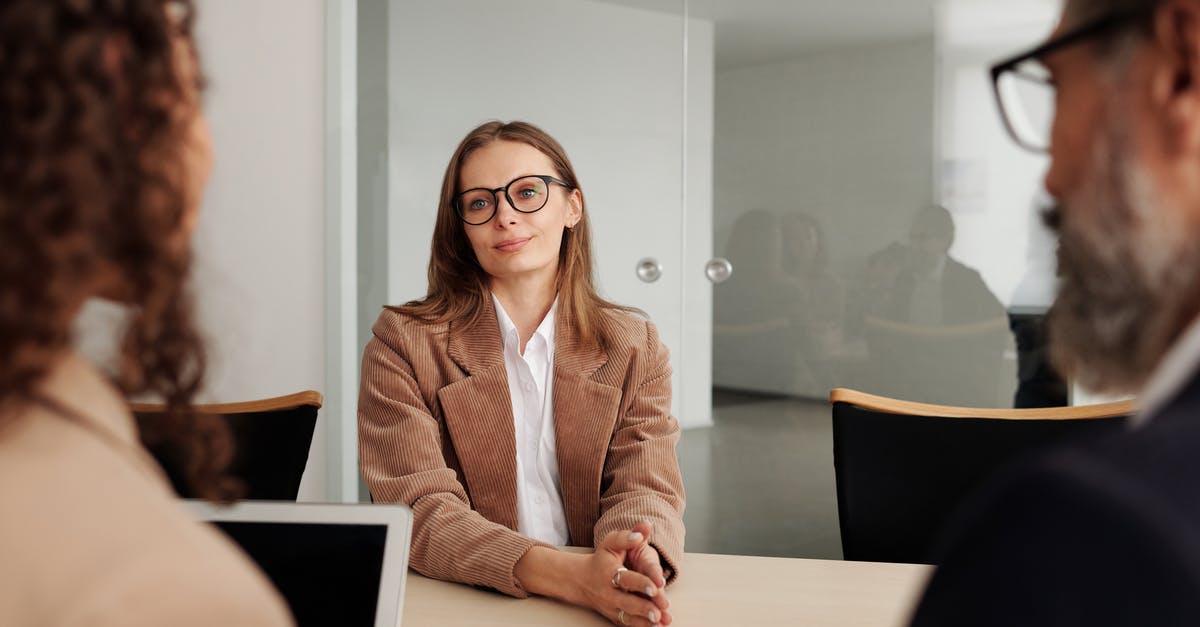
491,274,558,352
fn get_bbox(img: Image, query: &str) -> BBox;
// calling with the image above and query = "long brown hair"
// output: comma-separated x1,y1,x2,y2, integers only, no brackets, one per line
394,120,640,347
0,0,236,500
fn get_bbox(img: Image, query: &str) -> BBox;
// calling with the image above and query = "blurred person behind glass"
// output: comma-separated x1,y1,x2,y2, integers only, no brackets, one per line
0,1,291,625
860,207,1008,405
912,0,1200,623
780,212,845,390
713,209,815,393
866,206,1004,328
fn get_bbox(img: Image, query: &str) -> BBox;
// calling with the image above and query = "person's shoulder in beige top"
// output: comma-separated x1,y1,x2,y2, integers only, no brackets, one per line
0,353,293,626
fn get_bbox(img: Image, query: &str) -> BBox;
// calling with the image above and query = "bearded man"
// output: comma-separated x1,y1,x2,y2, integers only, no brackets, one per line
911,1,1200,624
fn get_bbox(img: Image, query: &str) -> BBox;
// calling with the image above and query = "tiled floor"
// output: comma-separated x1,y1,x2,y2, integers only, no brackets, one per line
677,389,843,559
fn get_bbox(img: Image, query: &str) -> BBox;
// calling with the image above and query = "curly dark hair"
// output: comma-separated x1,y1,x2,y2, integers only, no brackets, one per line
0,0,237,500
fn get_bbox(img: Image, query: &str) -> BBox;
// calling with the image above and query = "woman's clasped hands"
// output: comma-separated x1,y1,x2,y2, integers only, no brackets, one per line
580,521,672,626
514,520,673,626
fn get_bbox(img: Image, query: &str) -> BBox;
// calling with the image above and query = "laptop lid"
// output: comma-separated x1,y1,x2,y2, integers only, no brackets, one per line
184,500,413,627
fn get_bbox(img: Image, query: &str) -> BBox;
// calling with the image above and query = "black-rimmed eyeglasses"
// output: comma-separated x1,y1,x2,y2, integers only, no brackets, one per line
989,8,1150,153
452,175,571,225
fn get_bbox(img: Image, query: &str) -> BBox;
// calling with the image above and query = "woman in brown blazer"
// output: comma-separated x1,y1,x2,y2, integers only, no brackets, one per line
360,120,685,626
0,2,291,625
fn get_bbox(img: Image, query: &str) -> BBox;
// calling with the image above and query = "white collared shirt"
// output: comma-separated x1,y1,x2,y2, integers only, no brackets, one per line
492,294,570,546
1135,316,1200,427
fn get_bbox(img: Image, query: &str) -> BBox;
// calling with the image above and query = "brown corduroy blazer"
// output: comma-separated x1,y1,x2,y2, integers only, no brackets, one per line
358,300,685,597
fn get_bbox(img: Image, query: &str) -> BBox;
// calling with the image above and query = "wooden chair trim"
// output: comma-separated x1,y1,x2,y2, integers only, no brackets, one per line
712,318,793,336
130,390,324,415
829,388,1136,421
863,314,1010,338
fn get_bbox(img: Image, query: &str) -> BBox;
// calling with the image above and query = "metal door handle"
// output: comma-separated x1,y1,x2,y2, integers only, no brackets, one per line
705,258,733,284
636,258,663,283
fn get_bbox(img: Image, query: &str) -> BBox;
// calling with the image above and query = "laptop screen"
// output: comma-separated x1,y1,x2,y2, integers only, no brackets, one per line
212,521,388,627
185,500,412,627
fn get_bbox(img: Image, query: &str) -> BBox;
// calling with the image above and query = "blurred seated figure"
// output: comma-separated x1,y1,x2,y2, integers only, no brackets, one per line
713,210,813,395
867,207,1005,328
862,207,1011,406
781,212,847,392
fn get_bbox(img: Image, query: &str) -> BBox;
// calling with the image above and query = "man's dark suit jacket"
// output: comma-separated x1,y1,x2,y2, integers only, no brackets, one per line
910,371,1200,626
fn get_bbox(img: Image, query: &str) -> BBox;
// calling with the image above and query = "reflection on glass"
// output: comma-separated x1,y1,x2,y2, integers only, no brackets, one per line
713,204,1014,407
781,212,845,366
714,210,811,393
713,210,847,397
859,207,1010,406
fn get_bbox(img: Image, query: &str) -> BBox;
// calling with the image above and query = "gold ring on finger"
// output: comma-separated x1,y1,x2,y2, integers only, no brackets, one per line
618,609,630,625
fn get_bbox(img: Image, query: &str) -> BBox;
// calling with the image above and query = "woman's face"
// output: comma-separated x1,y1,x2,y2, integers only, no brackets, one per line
458,140,582,287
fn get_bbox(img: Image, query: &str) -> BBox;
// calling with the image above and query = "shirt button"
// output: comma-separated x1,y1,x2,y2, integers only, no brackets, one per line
524,382,535,392
534,495,545,505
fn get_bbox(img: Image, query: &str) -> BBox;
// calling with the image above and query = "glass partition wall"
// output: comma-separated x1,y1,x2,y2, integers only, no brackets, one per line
691,0,1059,559
345,0,1059,557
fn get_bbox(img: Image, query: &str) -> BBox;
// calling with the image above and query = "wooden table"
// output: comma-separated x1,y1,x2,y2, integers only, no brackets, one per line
401,552,932,626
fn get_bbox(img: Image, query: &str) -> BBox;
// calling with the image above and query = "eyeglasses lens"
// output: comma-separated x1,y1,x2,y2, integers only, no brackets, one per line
998,59,1055,151
508,176,549,213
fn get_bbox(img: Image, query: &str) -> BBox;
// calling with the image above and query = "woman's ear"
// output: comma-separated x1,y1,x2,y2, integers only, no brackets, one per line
566,188,583,228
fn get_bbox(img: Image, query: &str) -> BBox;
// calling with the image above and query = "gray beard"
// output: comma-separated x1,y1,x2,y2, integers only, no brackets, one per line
1045,114,1200,395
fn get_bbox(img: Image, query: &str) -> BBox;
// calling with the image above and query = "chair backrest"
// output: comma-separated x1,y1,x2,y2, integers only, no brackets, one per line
132,391,322,501
830,388,1134,564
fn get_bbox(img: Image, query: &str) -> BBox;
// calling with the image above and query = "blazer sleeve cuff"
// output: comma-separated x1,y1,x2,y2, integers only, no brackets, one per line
491,534,554,598
650,534,683,586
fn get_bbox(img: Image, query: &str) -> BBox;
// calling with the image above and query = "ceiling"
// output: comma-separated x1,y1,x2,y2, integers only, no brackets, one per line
597,0,939,70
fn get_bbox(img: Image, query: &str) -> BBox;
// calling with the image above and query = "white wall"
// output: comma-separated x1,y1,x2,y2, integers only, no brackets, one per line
383,0,715,427
192,0,328,500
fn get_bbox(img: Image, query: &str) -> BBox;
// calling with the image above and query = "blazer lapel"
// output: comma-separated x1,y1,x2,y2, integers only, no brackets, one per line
438,299,521,531
553,313,622,546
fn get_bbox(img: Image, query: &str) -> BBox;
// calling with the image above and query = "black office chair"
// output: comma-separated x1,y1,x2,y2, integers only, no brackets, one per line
133,390,322,500
830,388,1133,564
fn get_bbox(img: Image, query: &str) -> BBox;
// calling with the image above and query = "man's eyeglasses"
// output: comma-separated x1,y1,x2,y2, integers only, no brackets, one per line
989,8,1150,153
452,175,571,225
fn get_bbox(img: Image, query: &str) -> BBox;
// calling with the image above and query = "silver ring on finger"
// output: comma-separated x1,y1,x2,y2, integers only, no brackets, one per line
611,566,629,589
618,609,630,625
